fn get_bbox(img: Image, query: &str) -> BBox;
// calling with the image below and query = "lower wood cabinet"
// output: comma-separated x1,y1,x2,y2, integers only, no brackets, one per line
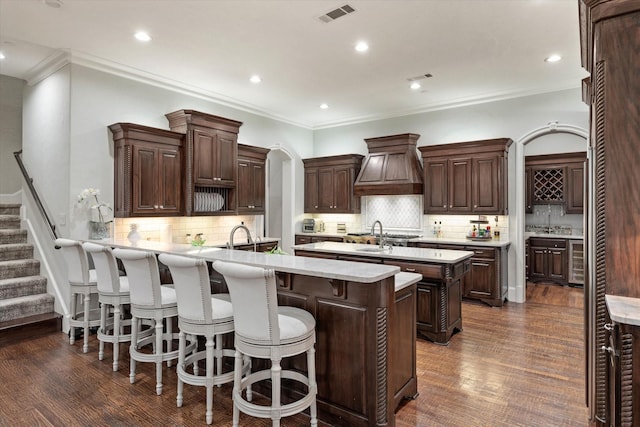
604,319,640,427
293,248,467,345
294,234,344,245
410,242,507,307
528,237,567,286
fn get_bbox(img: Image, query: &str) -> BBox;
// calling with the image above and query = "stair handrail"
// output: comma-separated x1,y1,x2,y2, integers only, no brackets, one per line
13,150,59,240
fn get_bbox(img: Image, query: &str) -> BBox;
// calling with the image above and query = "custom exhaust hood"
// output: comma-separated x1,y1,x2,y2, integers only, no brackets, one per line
353,133,424,196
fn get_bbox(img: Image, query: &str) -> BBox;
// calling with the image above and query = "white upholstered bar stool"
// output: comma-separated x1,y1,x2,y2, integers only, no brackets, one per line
113,248,195,395
82,242,134,371
55,238,101,353
212,260,318,427
158,253,250,425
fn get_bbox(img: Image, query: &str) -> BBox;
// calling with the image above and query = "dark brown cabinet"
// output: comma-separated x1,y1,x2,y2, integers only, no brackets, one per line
109,123,184,217
524,152,586,214
165,109,242,216
303,154,364,214
604,314,640,427
237,144,269,214
293,247,467,345
581,2,640,423
410,241,507,307
419,138,511,215
294,234,344,245
528,237,567,285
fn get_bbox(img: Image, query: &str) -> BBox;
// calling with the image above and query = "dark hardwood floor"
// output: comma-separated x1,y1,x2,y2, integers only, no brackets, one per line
0,283,587,426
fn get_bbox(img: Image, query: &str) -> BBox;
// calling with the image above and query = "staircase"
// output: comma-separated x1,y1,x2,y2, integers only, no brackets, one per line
0,204,61,344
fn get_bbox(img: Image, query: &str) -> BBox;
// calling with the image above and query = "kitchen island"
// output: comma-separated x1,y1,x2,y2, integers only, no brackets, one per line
292,241,474,345
88,239,420,427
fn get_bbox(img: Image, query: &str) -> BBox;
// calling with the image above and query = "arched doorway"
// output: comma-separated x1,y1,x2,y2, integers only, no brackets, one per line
266,144,295,254
511,123,588,302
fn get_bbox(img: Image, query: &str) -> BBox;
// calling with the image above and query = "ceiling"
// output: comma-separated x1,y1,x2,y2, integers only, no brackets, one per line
0,0,587,129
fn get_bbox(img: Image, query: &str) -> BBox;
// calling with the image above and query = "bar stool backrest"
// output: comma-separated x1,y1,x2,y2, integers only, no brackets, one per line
82,243,122,294
55,238,91,285
212,261,280,345
113,248,161,308
157,254,212,324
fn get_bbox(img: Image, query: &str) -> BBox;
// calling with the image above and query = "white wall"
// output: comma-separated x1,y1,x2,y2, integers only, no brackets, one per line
313,89,587,153
0,75,26,194
62,64,313,239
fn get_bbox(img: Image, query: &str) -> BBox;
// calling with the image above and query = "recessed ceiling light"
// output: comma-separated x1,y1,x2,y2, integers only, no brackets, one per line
355,41,369,53
43,0,63,8
0,52,5,60
249,75,262,84
545,54,561,63
410,82,421,90
134,31,152,42
320,103,329,110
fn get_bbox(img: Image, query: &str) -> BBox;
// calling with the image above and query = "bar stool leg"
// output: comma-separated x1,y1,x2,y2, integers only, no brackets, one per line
233,350,242,427
83,292,91,353
130,315,139,384
271,359,282,427
69,292,77,345
206,336,214,424
308,347,318,427
155,318,163,395
112,304,121,371
98,301,107,361
177,329,185,408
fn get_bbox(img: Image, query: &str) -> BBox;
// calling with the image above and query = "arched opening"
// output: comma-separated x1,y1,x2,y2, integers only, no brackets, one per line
266,144,295,254
511,123,588,303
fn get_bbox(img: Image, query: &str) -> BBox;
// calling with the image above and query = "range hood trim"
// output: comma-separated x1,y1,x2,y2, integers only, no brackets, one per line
353,133,424,196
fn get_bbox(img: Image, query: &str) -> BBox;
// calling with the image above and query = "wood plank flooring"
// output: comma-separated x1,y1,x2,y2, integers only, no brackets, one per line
0,284,588,426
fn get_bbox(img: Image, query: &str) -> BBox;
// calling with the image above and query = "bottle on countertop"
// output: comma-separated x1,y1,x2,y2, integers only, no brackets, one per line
437,221,443,238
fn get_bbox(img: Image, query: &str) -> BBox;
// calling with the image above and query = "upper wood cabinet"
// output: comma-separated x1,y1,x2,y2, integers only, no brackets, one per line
237,144,270,214
303,154,364,214
165,110,242,216
419,138,512,215
109,123,184,217
524,152,586,214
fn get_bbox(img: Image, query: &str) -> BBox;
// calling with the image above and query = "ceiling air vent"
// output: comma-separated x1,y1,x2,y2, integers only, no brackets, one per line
318,4,356,23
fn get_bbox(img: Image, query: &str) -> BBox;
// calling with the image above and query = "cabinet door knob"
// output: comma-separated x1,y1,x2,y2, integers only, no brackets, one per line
154,205,158,209
449,205,453,208
601,345,617,356
314,205,318,209
604,323,614,331
443,205,447,208
474,204,478,208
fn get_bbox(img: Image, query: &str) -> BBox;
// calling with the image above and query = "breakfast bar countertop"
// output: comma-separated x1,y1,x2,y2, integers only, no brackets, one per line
89,238,400,283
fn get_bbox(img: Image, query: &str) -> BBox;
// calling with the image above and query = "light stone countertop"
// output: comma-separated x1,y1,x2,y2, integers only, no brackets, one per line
89,238,399,283
409,236,511,248
524,232,583,240
606,294,640,327
195,236,280,248
292,241,474,264
395,272,422,292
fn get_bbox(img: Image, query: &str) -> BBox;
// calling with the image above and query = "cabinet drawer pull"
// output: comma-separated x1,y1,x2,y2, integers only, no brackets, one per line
405,268,417,272
601,345,618,356
604,323,614,331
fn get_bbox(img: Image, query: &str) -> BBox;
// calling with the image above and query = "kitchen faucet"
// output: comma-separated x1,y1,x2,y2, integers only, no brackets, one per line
371,220,385,249
227,224,256,251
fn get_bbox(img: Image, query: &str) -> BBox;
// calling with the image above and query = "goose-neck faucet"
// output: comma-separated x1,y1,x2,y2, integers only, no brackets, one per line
371,220,385,249
227,224,255,251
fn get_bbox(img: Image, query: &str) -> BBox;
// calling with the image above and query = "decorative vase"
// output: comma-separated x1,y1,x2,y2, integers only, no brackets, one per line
89,221,110,240
127,224,142,243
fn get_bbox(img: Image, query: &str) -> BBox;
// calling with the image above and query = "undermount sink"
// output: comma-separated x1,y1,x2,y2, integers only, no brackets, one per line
356,247,390,253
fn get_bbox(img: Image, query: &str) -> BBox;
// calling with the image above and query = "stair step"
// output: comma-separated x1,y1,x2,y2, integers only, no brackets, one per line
0,204,20,216
0,259,40,280
0,312,62,345
0,276,47,300
0,293,55,323
0,243,34,261
0,215,20,230
0,229,27,244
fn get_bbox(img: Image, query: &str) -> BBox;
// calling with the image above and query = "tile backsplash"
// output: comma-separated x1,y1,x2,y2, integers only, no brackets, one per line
424,214,509,240
113,215,263,245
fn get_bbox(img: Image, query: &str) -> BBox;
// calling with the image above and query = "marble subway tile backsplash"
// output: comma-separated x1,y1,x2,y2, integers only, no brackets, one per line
114,215,262,245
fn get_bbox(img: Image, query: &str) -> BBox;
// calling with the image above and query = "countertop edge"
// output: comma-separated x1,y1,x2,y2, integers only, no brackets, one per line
606,294,640,326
